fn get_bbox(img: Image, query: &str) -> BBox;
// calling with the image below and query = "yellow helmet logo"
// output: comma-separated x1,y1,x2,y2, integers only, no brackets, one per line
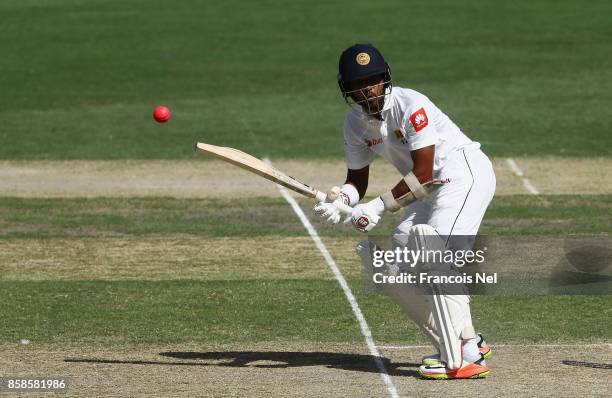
356,52,370,66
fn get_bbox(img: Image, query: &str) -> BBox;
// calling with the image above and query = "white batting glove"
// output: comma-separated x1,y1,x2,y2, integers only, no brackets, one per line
313,191,351,225
351,197,385,233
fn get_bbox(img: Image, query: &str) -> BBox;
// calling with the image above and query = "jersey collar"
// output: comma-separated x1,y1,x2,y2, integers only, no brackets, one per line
381,86,394,112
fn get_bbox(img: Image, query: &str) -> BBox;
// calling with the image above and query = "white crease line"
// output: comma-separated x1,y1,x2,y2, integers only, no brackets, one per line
267,163,399,398
379,343,612,350
506,158,540,195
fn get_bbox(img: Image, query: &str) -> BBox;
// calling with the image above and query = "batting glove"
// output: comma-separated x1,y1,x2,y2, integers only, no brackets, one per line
351,197,385,233
313,191,351,224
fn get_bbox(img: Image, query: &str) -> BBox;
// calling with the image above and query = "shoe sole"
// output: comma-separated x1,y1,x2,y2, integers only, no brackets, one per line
418,369,490,380
419,362,490,380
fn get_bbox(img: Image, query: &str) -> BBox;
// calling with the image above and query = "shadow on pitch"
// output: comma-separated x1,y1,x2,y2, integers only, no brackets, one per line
65,351,420,377
561,360,612,370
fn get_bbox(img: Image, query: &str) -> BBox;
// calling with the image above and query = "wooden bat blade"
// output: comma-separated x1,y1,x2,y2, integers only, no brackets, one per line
195,142,317,198
195,142,354,216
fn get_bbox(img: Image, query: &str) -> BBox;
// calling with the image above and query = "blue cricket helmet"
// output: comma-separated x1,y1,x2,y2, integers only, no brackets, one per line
337,43,392,99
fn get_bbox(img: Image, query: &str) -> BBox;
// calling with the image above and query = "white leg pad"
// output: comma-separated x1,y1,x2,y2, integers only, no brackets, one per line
402,224,476,369
389,291,441,348
429,292,472,369
356,239,441,347
357,224,477,367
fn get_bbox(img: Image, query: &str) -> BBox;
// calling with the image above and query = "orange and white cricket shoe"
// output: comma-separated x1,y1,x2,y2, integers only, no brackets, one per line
476,333,492,360
418,357,490,380
419,336,491,379
421,334,492,366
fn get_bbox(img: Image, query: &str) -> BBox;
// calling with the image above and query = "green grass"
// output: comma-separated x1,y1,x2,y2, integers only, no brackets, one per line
479,195,612,235
0,197,306,238
1,0,610,351
1,280,609,345
0,193,609,346
1,0,611,159
0,195,610,239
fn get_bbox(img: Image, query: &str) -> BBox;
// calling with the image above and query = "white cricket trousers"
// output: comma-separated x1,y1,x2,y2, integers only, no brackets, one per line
395,146,496,248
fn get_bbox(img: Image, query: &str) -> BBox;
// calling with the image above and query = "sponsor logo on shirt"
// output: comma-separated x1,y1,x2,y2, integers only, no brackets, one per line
364,137,383,148
409,108,429,132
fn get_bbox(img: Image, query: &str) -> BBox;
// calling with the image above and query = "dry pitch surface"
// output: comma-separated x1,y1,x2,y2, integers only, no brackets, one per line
2,343,611,397
2,157,610,397
1,157,611,197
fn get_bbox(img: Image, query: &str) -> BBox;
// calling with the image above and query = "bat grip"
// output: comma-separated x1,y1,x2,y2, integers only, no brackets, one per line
314,191,354,216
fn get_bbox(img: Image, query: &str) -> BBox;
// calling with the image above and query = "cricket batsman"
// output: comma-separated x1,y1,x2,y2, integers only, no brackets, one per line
314,44,496,379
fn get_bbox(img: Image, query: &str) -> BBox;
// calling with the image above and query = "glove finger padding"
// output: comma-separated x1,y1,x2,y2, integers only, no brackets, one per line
313,202,333,217
314,202,341,224
326,212,341,224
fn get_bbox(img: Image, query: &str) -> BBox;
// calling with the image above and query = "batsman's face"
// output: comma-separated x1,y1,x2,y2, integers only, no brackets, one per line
345,74,386,114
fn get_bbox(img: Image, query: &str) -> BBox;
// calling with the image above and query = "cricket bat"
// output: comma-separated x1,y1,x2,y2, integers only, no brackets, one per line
195,142,354,215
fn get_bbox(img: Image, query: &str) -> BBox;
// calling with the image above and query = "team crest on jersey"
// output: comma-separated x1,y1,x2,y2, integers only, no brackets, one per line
409,108,429,132
394,129,408,144
356,52,370,66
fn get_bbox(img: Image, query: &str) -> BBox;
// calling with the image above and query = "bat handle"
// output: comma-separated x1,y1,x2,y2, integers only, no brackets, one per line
327,186,341,201
314,190,354,216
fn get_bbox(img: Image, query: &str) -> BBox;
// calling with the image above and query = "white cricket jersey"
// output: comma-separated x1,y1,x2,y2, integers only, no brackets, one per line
343,87,479,176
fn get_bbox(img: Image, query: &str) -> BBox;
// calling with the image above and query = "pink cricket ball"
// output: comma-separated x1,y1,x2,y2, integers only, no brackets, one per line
153,106,171,123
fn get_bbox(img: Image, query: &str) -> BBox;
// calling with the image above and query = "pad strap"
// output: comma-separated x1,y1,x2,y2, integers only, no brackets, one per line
461,325,477,340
